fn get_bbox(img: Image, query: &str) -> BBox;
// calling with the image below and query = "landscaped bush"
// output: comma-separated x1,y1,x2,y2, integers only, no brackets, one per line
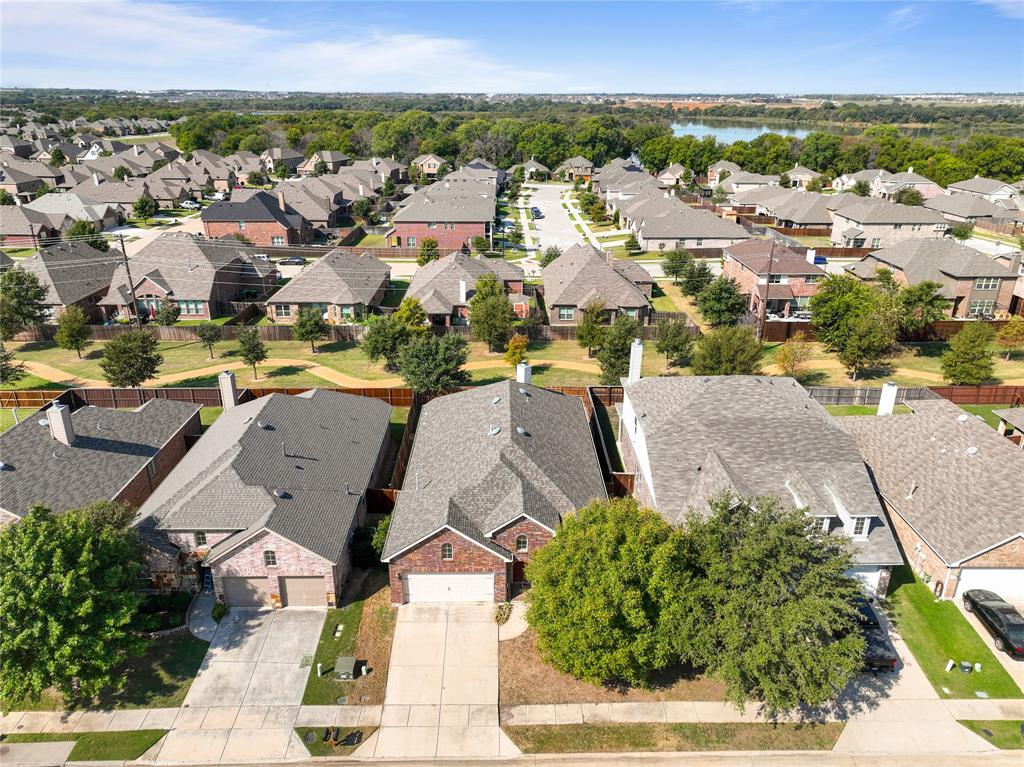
133,590,191,631
494,602,512,625
211,602,228,623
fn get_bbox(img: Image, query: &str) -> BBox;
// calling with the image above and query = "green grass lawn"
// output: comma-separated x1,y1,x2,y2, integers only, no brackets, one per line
199,406,222,428
825,404,913,416
352,233,387,247
650,283,677,313
0,246,37,259
885,566,1022,700
294,727,377,756
175,316,234,326
0,409,41,433
505,722,844,754
0,373,68,391
2,730,167,760
379,278,410,309
469,366,600,388
958,720,1024,749
960,403,1012,429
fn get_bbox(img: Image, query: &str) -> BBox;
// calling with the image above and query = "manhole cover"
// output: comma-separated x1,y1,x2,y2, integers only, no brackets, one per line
335,696,348,705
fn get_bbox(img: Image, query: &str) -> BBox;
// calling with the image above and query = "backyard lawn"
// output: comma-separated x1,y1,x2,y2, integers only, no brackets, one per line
958,721,1024,749
824,404,913,416
352,233,387,247
504,722,844,753
302,569,396,706
379,278,410,308
959,403,1012,429
0,408,40,433
885,566,1022,700
0,373,67,391
2,730,167,760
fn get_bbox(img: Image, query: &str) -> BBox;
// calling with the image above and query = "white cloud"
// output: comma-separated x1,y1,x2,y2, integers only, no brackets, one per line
886,4,924,28
0,0,568,91
975,0,1024,20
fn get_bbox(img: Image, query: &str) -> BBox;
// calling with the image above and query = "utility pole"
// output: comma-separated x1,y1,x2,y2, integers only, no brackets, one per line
118,234,142,329
756,239,775,342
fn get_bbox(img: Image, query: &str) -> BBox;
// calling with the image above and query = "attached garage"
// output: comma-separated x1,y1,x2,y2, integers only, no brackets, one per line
956,569,1024,601
280,576,328,607
405,573,494,603
222,576,270,609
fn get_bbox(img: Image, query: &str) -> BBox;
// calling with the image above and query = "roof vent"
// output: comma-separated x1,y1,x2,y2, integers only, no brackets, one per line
518,387,530,397
258,420,272,429
516,426,529,436
37,419,48,427
957,414,969,423
272,488,288,498
0,461,7,470
966,446,979,456
487,425,501,436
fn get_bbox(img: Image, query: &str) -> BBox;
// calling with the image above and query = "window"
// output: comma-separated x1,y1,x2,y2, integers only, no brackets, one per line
804,276,819,284
195,531,207,547
407,236,417,247
852,518,869,537
274,304,291,318
558,307,575,321
238,221,246,231
974,277,998,291
969,299,996,317
515,534,529,553
767,274,782,284
441,542,453,560
695,239,703,247
893,224,903,231
263,550,277,567
427,222,438,229
870,238,881,248
271,236,285,246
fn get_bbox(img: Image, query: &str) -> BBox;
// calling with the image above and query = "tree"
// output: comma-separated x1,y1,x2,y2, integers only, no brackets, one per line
362,314,410,370
774,332,813,380
47,147,67,167
64,219,110,252
623,232,640,252
469,273,504,306
195,322,223,359
806,176,825,192
539,245,561,268
835,314,895,380
576,299,607,357
113,165,130,181
504,333,528,367
597,315,641,385
696,277,747,327
662,494,865,715
0,189,14,205
153,301,180,326
681,261,714,297
132,196,158,220
471,293,514,352
662,247,692,284
54,305,91,359
417,237,440,266
899,280,950,336
313,159,328,176
526,497,677,687
950,223,975,241
382,177,395,197
995,316,1024,361
809,275,877,352
99,329,163,387
396,333,470,394
0,343,26,386
690,326,763,376
711,186,727,204
393,297,427,330
0,268,49,341
779,172,792,189
272,160,289,179
237,326,268,379
246,171,267,187
371,516,391,557
941,322,995,385
292,305,328,353
352,198,373,221
654,319,694,369
851,180,871,196
893,187,924,206
471,235,490,253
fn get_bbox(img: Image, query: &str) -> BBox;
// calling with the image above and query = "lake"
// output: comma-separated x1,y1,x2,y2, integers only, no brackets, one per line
672,120,812,143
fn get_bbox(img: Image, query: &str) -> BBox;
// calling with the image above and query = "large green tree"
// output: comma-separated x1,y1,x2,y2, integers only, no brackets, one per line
576,300,607,357
99,329,163,387
690,326,763,376
654,318,694,369
662,248,692,285
397,333,470,393
809,274,877,352
0,268,49,341
237,327,268,379
54,305,91,358
681,261,714,297
526,497,678,687
0,503,146,707
470,294,514,352
64,219,110,252
835,314,896,380
597,315,641,384
941,323,995,385
363,314,410,370
292,305,329,353
696,277,747,327
0,343,26,386
898,280,950,337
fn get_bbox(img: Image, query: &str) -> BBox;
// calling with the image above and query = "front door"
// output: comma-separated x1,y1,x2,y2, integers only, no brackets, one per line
512,560,526,583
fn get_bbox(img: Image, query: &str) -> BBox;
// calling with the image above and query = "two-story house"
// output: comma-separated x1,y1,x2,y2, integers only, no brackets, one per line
721,240,826,318
829,199,947,248
202,190,311,246
543,244,654,325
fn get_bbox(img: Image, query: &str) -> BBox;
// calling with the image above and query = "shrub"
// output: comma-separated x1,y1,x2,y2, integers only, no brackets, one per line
211,603,228,623
494,602,512,626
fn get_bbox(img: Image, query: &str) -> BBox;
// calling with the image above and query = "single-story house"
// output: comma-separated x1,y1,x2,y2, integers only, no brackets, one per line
0,164,44,203
18,241,121,321
618,371,903,596
721,240,825,317
406,252,523,326
619,191,752,250
833,168,890,193
717,171,780,195
24,192,120,231
382,379,607,603
522,158,550,180
946,175,1024,212
543,243,654,325
260,147,305,175
924,193,1023,225
0,400,201,527
839,399,1024,600
137,386,392,605
0,206,65,247
265,250,390,323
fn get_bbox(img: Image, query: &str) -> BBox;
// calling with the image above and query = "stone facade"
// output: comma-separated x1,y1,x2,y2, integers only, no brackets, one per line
387,221,487,250
388,528,509,604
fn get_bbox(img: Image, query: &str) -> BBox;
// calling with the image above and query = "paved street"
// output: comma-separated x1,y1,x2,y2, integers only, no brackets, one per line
527,183,587,251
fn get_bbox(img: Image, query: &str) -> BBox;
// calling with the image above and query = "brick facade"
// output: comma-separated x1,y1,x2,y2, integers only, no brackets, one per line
204,219,307,247
722,258,821,317
387,222,486,250
491,517,553,583
211,529,344,609
616,422,655,510
388,528,509,604
963,537,1024,568
114,410,201,509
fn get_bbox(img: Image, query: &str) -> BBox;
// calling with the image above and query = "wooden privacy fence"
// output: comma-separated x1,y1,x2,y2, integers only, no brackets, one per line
976,218,1024,237
927,385,1024,406
804,386,939,406
773,226,832,237
761,318,1012,343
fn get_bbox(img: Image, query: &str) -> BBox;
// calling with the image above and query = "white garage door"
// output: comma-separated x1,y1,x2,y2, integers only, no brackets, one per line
221,576,270,608
405,573,494,603
280,576,326,607
846,567,883,596
956,569,1024,601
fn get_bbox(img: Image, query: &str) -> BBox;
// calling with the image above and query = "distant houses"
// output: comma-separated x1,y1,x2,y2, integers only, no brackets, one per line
265,250,390,323
542,244,654,325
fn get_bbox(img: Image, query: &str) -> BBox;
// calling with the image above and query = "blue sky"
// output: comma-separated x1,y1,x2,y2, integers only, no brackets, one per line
2,1,1022,93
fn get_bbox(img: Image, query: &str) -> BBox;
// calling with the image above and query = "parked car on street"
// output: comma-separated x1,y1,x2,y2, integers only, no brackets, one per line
963,589,1024,657
531,207,543,219
180,200,201,210
278,256,307,266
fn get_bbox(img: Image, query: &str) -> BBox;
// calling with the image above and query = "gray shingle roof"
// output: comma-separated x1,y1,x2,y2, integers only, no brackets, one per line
382,382,607,560
0,400,200,518
408,252,522,315
832,200,946,225
846,240,1014,297
627,195,752,240
947,176,1019,195
924,194,1011,220
139,390,390,563
392,183,495,223
202,191,304,228
623,375,901,566
994,407,1024,432
542,243,651,309
724,240,824,276
18,242,120,306
839,400,1024,564
267,249,389,307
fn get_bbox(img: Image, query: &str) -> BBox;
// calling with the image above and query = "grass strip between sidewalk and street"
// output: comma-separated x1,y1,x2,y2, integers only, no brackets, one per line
504,722,845,753
958,720,1024,749
2,730,167,760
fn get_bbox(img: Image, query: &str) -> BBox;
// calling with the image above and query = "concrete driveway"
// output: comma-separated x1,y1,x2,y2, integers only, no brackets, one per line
357,602,519,759
527,183,586,251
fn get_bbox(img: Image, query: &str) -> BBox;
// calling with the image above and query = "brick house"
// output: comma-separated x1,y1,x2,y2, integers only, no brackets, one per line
946,175,1024,212
18,241,121,322
0,400,201,528
870,167,944,201
0,164,44,202
845,240,1019,318
136,385,392,607
202,190,312,246
381,379,607,603
297,150,349,176
0,205,65,247
265,249,390,323
839,399,1024,600
411,153,447,178
829,199,947,248
100,234,278,322
554,155,594,182
618,369,902,596
407,252,524,326
542,243,654,325
722,240,825,318
786,164,823,190
387,182,495,250
618,190,752,251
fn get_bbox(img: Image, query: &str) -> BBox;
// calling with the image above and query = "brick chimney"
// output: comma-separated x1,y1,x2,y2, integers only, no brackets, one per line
47,403,75,446
277,190,287,211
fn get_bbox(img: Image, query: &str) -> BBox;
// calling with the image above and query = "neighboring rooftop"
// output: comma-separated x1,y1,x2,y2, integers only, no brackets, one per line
18,241,120,306
267,249,389,307
844,240,1014,296
542,243,651,309
724,239,824,276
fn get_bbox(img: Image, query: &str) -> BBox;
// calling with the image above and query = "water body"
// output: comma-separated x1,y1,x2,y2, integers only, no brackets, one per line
672,119,1024,142
672,120,812,143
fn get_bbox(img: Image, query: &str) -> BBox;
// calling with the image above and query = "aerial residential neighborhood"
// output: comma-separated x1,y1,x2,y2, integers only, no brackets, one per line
1,2,1023,767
